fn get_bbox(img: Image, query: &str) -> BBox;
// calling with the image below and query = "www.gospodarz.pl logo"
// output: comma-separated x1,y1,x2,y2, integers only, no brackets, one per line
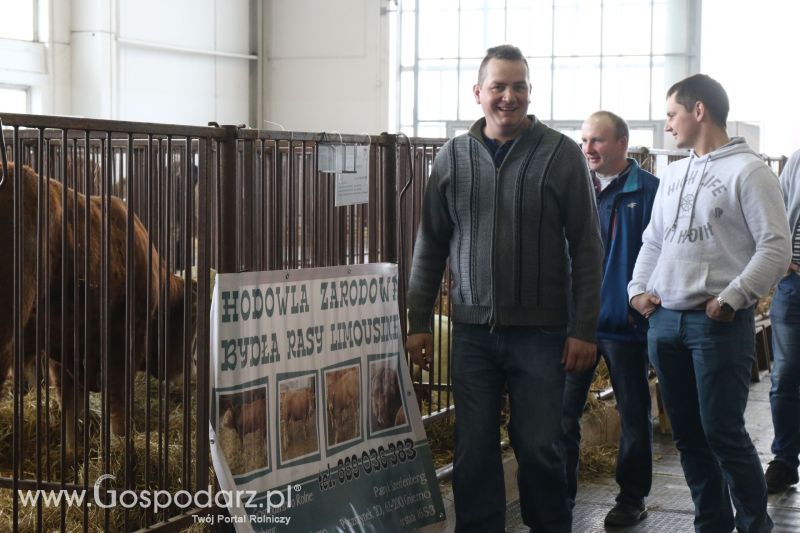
19,475,296,515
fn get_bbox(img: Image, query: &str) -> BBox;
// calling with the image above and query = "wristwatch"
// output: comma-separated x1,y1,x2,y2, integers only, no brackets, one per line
716,295,734,313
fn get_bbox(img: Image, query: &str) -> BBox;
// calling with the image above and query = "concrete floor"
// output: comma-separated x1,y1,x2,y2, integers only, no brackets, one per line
428,374,800,532
511,377,800,532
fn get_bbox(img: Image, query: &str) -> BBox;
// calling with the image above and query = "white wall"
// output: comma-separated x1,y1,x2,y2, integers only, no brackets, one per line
702,0,800,157
262,0,389,134
115,0,255,125
25,0,256,126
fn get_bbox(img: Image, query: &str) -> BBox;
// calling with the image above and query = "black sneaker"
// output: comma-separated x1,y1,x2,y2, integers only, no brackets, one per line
765,460,799,493
603,502,648,527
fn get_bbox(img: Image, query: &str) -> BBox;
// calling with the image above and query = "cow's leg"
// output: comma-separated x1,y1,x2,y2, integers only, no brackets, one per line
109,386,126,437
49,359,78,456
0,340,11,391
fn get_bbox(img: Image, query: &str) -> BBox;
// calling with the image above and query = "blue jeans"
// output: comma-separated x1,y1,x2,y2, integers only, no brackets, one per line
450,323,571,533
648,307,772,533
562,339,652,508
770,274,800,469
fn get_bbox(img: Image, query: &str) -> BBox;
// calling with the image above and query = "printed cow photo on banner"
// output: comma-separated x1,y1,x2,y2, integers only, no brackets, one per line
277,373,319,464
368,354,407,436
217,386,270,477
323,363,362,449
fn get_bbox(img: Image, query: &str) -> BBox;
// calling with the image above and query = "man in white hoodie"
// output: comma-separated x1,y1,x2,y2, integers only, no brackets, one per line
629,74,790,533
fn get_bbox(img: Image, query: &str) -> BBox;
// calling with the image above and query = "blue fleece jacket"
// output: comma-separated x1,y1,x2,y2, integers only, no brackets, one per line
598,159,658,342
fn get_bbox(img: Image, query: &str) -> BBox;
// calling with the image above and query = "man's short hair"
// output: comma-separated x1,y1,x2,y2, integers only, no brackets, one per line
477,44,529,86
667,74,729,128
589,111,629,143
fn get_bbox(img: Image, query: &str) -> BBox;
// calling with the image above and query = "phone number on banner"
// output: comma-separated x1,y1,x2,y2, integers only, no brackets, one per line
317,439,418,491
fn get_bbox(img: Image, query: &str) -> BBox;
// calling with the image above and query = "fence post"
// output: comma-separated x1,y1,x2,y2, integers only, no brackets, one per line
381,133,397,264
218,126,240,274
195,136,212,495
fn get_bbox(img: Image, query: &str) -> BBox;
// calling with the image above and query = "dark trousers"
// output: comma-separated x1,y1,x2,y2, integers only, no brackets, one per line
450,323,571,533
769,274,800,469
562,338,652,508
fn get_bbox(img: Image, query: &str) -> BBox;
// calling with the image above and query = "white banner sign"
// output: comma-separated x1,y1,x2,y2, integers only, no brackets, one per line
209,264,445,532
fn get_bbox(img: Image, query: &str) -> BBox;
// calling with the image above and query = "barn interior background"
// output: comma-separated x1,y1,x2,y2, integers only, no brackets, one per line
0,0,795,531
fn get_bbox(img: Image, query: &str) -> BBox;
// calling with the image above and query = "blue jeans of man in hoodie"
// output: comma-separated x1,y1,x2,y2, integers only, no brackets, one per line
562,339,652,507
648,306,772,533
769,273,800,470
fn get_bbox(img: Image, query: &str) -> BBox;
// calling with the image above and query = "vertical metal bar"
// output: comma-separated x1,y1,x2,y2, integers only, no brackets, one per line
102,131,112,532
58,129,68,533
162,135,173,512
368,142,378,262
70,136,80,478
300,140,308,268
11,126,20,533
195,136,211,494
259,140,268,269
155,137,165,523
288,140,296,269
34,127,44,531
311,143,322,267
218,127,239,274
383,136,398,263
124,132,135,532
82,130,91,533
43,134,52,486
242,139,254,271
182,136,192,490
271,141,282,271
143,134,154,528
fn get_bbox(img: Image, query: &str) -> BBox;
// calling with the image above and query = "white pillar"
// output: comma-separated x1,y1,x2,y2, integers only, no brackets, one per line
659,0,701,148
71,0,114,118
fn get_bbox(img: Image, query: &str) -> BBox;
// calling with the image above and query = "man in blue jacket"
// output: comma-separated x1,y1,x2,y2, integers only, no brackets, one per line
561,110,658,526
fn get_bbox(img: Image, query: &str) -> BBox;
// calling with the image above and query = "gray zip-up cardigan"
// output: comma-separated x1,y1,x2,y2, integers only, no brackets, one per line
406,116,603,343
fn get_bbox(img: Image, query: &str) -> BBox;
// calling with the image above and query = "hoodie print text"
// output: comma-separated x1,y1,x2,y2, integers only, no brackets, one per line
663,164,729,245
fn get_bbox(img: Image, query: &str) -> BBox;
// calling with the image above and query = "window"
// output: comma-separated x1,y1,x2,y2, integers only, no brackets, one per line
0,86,29,113
0,0,36,41
392,0,699,138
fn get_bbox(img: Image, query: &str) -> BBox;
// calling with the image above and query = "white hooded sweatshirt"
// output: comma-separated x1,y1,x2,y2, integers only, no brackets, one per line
628,137,790,311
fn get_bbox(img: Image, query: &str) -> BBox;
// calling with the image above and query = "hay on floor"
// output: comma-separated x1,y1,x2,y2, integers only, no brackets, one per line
0,372,215,532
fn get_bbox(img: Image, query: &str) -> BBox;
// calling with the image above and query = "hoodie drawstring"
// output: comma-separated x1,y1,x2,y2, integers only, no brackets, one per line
670,156,693,231
687,158,710,232
671,156,710,233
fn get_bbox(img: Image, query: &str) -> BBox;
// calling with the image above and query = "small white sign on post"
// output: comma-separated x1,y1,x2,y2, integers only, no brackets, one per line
317,144,341,174
334,145,370,207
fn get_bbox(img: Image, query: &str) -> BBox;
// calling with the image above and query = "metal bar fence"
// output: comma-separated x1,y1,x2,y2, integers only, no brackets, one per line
0,113,219,532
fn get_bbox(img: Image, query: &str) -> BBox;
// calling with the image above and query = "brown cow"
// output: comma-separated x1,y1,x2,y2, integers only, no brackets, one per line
0,163,195,453
237,396,267,437
280,387,315,449
326,368,360,445
223,396,267,440
370,363,403,431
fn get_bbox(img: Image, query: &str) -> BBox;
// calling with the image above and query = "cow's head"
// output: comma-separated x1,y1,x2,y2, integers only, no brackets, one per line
371,364,400,427
163,275,198,385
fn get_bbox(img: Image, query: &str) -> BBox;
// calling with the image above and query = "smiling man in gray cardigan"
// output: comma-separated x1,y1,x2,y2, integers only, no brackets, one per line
405,44,603,533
